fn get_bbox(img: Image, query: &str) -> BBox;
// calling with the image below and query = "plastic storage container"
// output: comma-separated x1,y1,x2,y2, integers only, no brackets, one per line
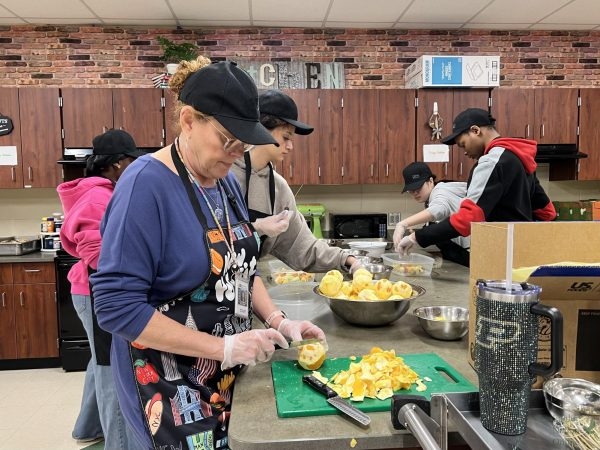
348,241,388,257
267,259,315,285
267,283,329,321
382,253,434,277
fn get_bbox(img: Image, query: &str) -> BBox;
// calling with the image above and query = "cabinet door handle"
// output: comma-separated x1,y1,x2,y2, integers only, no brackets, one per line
28,166,33,181
289,164,293,179
459,162,463,176
444,163,448,176
318,166,321,177
525,125,530,138
385,164,389,177
370,164,374,177
24,269,41,273
341,166,344,177
11,166,15,181
19,292,24,307
1,292,5,308
540,124,545,138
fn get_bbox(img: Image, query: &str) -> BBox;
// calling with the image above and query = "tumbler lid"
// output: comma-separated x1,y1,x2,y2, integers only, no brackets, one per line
476,280,541,303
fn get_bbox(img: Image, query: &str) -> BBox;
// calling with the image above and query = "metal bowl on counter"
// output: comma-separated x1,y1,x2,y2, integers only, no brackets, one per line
543,377,600,421
413,306,469,340
361,263,393,280
313,284,426,326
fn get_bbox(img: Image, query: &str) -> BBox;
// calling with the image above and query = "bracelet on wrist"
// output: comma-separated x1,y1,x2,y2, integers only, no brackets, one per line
263,310,287,328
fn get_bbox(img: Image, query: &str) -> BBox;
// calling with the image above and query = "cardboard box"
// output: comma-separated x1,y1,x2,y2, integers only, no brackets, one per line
469,222,600,382
405,55,500,88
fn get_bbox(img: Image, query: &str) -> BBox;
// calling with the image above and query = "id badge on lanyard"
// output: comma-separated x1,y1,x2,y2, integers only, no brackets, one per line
234,271,250,319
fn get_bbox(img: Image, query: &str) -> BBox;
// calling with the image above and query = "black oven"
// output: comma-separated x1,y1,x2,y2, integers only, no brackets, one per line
331,214,388,239
55,250,91,371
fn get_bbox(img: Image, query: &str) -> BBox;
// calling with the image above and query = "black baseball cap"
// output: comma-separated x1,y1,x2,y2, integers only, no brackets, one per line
92,129,146,158
441,108,496,145
402,162,434,192
179,61,278,146
258,90,314,135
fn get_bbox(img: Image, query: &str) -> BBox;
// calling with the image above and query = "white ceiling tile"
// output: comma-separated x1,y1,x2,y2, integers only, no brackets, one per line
541,0,600,24
471,0,572,23
393,22,466,29
530,23,600,30
84,0,172,20
178,19,253,27
401,0,491,23
22,17,102,24
252,0,330,22
170,0,250,21
0,0,95,18
325,21,396,28
328,0,412,22
252,20,326,28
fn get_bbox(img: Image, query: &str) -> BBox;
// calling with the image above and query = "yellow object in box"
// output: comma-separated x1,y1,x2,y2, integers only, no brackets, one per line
470,222,600,383
267,258,315,284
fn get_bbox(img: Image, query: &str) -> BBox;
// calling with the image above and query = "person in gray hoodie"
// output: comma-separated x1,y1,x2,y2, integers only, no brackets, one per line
231,90,360,273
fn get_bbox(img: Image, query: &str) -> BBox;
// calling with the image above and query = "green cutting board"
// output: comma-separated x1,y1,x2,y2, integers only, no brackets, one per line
272,352,477,418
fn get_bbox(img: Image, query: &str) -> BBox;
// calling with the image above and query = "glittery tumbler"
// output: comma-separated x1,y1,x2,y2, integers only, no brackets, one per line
474,280,563,435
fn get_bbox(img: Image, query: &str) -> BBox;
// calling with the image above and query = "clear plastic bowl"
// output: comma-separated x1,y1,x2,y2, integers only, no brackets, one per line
382,253,434,277
267,283,329,322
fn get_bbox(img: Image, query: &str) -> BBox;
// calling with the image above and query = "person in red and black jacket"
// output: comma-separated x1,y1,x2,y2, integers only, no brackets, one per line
397,108,556,255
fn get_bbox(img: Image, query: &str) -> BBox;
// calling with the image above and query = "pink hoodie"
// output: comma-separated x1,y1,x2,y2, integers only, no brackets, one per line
56,177,114,295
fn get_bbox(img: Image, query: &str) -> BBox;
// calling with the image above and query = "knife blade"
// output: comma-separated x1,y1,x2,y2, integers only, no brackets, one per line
302,375,371,427
288,338,323,348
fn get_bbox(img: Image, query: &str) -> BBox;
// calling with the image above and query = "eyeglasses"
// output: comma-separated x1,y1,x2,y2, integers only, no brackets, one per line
207,120,251,154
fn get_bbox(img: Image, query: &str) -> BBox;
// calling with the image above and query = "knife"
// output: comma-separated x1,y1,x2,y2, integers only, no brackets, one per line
302,375,371,427
288,338,323,348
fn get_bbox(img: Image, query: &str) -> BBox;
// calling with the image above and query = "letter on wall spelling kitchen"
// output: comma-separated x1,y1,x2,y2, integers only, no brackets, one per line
236,61,345,89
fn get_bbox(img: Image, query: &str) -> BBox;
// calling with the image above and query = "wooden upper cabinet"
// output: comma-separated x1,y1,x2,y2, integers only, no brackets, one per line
578,89,600,180
342,90,379,184
18,88,62,188
318,89,344,184
378,89,416,184
282,89,321,185
61,88,113,147
491,87,578,144
112,88,164,147
415,89,455,181
0,88,23,188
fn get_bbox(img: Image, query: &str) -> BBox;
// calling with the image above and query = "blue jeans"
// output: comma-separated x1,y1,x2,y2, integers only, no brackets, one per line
71,294,136,449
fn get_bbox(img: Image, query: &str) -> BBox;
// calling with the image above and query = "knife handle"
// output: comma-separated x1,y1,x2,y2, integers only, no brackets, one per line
303,375,336,398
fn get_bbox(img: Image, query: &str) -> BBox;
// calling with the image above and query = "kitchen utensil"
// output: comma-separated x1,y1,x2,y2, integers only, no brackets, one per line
543,378,600,421
303,375,371,426
313,284,425,326
297,203,325,238
361,263,393,280
413,306,469,341
474,280,563,435
271,353,477,418
288,338,323,348
0,236,41,256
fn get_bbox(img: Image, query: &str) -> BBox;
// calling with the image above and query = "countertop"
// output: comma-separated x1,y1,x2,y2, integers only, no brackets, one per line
228,256,476,450
0,250,58,263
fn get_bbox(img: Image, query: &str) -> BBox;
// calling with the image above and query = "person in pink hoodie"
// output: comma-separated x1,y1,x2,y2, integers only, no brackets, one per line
57,129,144,448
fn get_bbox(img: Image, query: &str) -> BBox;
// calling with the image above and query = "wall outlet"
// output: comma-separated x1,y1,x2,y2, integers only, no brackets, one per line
388,212,401,227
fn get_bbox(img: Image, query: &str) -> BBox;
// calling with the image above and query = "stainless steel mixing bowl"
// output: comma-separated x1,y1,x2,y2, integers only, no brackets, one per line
313,284,426,326
361,263,393,280
543,377,600,421
413,306,469,340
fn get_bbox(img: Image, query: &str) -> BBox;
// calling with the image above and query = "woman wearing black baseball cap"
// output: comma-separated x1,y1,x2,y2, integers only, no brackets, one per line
90,58,326,450
231,89,362,274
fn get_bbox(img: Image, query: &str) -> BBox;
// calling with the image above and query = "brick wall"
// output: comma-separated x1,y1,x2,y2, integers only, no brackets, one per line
1,25,600,88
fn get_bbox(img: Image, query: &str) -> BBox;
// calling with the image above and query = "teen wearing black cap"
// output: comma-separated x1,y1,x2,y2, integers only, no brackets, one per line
393,162,470,267
90,59,326,450
397,108,556,256
231,89,361,273
57,129,143,449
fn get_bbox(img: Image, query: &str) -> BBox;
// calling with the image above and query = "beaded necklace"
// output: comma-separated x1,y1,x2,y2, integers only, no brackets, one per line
175,138,238,270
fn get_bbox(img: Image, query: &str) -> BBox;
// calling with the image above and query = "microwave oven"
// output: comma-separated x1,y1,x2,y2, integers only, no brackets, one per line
331,214,388,239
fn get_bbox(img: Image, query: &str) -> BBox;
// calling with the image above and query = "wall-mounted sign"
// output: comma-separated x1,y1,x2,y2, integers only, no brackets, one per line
0,114,14,136
236,61,345,90
0,146,18,165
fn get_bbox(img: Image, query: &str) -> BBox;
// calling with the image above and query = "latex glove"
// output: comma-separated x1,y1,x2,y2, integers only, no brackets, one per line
253,210,290,238
348,258,364,275
393,222,408,252
221,328,288,370
277,319,328,351
397,233,418,256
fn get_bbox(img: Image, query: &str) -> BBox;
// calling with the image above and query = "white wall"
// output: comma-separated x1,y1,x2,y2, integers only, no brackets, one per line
0,165,598,237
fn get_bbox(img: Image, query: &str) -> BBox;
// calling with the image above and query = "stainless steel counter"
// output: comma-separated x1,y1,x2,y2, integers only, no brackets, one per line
228,256,476,450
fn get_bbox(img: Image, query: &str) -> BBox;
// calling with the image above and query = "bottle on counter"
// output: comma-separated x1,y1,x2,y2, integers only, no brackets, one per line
41,217,48,233
53,212,63,232
46,217,55,233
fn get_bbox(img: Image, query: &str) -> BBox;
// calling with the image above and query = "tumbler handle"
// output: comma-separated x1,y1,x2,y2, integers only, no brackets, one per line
528,303,563,377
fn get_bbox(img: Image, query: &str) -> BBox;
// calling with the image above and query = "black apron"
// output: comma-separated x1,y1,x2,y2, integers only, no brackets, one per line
128,144,261,450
